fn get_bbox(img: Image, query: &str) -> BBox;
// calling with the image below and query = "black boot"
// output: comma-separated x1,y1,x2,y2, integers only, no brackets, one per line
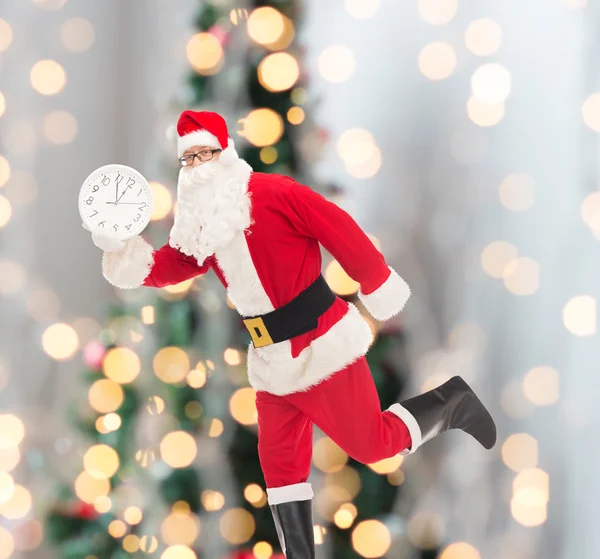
270,499,315,559
390,376,497,453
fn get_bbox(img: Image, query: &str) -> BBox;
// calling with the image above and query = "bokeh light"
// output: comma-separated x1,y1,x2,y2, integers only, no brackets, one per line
160,431,197,468
471,64,511,103
123,534,139,553
153,346,190,383
253,541,273,559
0,259,26,295
0,19,13,52
0,471,14,504
88,378,124,413
0,195,12,228
186,33,223,75
108,519,127,538
42,323,79,360
44,110,78,144
0,484,32,519
0,415,25,450
0,526,14,558
313,438,349,473
224,348,241,366
140,535,159,552
511,468,549,527
247,7,285,45
467,97,505,127
325,260,359,296
74,471,110,504
523,366,560,406
150,181,173,220
287,107,305,125
3,170,38,205
439,542,481,559
351,519,391,558
318,45,355,83
244,484,266,507
502,257,540,296
344,0,381,19
84,444,120,479
202,490,225,511
418,42,457,80
61,17,96,52
219,508,256,544
501,433,538,472
0,447,20,472
229,387,258,425
102,347,141,384
0,92,5,118
161,511,199,546
407,511,445,550
367,455,403,474
418,0,458,25
465,19,502,56
499,173,536,211
0,156,9,187
30,59,66,95
187,368,207,389
161,546,197,559
480,241,518,279
258,52,299,92
238,108,283,147
563,295,596,336
209,418,224,437
582,92,600,132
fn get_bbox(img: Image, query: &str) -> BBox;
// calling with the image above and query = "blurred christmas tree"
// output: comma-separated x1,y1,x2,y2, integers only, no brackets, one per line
46,1,436,558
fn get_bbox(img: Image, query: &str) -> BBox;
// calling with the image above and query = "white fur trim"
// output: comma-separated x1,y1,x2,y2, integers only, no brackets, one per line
358,266,411,321
388,403,422,455
247,303,373,395
219,139,239,166
267,483,314,505
178,130,221,156
101,235,154,289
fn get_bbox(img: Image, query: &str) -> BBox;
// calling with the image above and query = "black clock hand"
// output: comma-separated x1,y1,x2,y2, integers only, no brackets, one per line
115,186,131,204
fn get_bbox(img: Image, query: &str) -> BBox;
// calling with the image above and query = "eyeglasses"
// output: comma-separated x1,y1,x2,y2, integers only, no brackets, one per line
179,148,222,167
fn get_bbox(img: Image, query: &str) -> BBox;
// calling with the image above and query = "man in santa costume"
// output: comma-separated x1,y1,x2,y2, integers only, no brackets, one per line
89,111,496,558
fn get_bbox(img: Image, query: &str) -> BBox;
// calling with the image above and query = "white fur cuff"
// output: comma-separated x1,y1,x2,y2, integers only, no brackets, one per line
357,266,410,321
267,483,314,505
178,130,221,156
388,403,422,455
102,235,154,289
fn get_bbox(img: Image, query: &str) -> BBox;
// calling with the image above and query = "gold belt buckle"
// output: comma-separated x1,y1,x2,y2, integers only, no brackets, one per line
243,317,274,348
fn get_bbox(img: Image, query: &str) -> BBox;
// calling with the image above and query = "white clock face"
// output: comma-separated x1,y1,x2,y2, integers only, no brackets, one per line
79,164,154,240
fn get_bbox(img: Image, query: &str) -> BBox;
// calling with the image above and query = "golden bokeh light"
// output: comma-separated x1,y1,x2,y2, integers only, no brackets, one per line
287,106,305,125
407,511,445,550
150,181,173,220
499,173,535,211
334,503,358,529
123,534,140,553
523,366,559,406
95,417,110,435
161,546,197,559
351,519,391,558
30,59,66,95
418,0,458,25
219,508,256,544
367,454,403,474
238,108,284,147
0,156,10,187
471,64,511,104
465,19,502,56
467,97,505,127
230,8,249,26
344,0,381,19
513,468,549,505
74,471,110,504
0,195,12,228
387,469,405,486
258,52,299,92
84,444,120,479
439,542,481,559
202,490,225,511
224,348,241,366
0,446,20,472
501,433,538,472
229,387,258,425
244,483,265,506
253,541,273,559
0,471,15,504
345,146,382,179
581,191,600,231
88,378,124,413
141,305,155,324
185,401,203,419
418,42,457,80
247,7,285,45
42,322,79,360
318,45,355,83
0,92,5,118
337,128,376,164
104,413,122,431
3,170,38,205
0,259,26,295
313,437,349,473
563,295,596,336
480,241,518,279
0,526,14,558
163,278,194,298
0,415,25,450
260,146,278,164
502,257,539,296
134,448,156,468
153,346,190,384
160,431,197,468
582,92,600,132
61,17,96,52
187,368,207,389
161,511,199,546
173,501,191,514
44,110,78,144
140,535,159,553
0,484,32,519
0,19,13,52
186,33,223,75
102,347,141,384
94,495,112,513
208,418,224,437
325,260,359,296
511,496,548,527
108,519,127,538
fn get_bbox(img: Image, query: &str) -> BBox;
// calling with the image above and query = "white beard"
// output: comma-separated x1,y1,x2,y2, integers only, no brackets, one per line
169,158,253,266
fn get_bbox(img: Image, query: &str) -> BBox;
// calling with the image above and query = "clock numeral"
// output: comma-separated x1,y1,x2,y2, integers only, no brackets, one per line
138,202,147,210
98,221,106,228
113,224,119,232
115,173,124,187
90,210,98,218
133,213,141,222
137,189,142,197
101,175,110,186
127,177,136,187
125,224,132,231
92,185,99,193
86,196,94,205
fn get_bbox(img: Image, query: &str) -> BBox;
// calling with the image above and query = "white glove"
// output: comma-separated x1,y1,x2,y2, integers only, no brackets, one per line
82,223,125,252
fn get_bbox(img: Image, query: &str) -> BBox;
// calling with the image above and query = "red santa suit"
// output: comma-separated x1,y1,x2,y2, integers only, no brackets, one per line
101,112,418,507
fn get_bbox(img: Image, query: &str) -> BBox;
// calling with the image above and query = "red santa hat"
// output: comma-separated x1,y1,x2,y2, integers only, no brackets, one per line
176,110,239,166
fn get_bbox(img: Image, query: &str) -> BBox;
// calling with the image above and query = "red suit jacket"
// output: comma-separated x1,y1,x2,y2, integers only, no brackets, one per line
102,172,410,395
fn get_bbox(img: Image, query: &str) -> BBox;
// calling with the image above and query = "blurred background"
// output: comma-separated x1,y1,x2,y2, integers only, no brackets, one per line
0,0,598,557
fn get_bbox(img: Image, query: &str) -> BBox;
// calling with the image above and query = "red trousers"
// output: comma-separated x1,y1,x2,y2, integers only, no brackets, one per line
256,356,412,495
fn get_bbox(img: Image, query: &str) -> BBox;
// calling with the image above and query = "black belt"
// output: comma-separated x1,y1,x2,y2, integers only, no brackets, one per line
242,274,336,348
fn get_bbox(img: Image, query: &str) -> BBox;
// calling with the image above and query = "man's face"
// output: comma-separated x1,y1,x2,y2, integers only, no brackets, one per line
181,145,222,168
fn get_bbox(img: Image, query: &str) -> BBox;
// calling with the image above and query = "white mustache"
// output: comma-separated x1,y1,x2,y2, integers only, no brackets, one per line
179,161,220,187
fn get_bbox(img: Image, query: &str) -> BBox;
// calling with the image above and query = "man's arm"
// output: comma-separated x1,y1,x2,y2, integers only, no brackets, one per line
101,235,211,289
285,180,410,321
